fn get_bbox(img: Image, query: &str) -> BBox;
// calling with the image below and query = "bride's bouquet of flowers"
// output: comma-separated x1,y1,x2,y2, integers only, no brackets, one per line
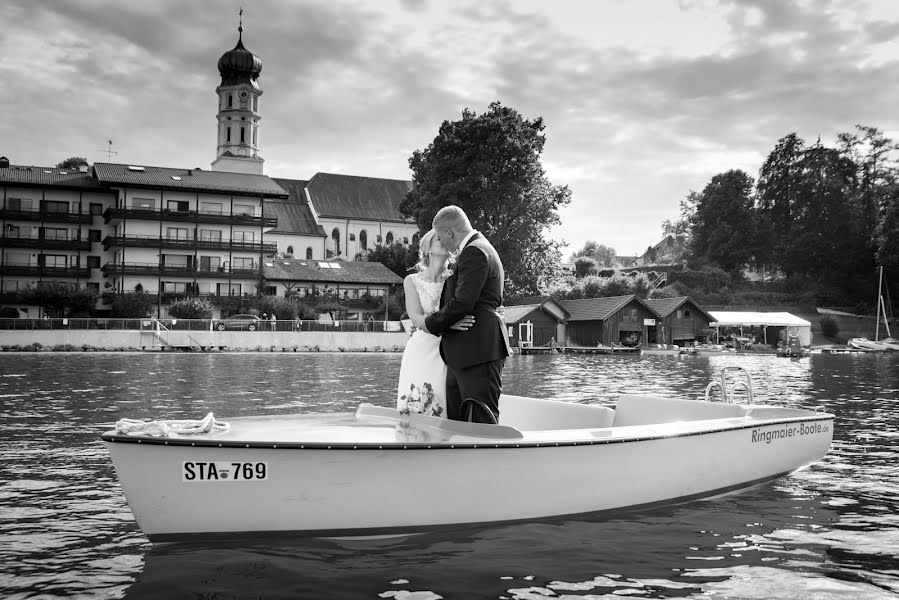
399,382,443,417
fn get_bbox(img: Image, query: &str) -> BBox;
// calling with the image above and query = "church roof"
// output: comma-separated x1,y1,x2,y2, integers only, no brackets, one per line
262,258,402,285
306,173,414,223
268,178,326,237
93,163,288,198
0,163,107,191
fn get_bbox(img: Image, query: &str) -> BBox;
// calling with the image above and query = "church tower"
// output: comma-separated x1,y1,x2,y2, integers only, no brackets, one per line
211,11,264,174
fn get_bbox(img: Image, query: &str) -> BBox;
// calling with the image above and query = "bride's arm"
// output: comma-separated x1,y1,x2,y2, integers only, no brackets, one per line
403,276,428,329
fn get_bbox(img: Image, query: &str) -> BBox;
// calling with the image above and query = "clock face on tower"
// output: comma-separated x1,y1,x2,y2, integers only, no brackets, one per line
238,90,249,101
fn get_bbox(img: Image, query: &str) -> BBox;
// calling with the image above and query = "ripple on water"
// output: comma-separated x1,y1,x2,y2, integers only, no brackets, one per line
0,352,897,599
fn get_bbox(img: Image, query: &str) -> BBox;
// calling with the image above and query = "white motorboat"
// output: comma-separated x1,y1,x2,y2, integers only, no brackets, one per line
847,337,893,351
102,368,834,542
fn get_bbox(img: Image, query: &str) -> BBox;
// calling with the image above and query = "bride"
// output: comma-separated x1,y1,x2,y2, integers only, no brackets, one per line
396,229,471,417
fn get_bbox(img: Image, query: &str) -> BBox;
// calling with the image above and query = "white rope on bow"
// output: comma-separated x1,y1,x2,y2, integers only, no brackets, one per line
115,412,230,438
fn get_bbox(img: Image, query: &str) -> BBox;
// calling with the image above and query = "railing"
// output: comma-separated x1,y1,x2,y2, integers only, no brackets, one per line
101,262,261,277
0,318,400,333
102,234,275,253
0,264,93,277
103,207,277,227
0,235,91,250
0,209,93,224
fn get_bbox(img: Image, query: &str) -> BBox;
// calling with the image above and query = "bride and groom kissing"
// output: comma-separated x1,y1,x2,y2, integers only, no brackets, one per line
396,205,513,424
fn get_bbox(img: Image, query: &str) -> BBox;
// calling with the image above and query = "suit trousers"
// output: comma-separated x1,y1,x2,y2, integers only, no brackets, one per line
445,358,505,423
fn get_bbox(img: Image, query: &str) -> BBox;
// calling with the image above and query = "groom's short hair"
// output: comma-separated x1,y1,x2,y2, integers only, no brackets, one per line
433,205,471,231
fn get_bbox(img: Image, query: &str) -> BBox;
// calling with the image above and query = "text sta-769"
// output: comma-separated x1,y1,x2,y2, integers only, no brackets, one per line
182,461,268,482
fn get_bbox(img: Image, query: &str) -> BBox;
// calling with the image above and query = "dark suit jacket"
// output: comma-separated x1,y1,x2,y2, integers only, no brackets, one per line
424,232,513,369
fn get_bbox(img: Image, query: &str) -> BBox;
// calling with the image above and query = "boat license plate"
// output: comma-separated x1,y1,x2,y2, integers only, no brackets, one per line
182,461,268,482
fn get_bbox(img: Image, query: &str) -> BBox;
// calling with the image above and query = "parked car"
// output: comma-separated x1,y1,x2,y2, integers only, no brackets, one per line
214,314,261,331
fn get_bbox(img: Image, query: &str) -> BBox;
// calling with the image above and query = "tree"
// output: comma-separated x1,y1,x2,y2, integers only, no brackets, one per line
20,282,97,317
356,241,419,278
400,102,571,296
167,297,214,320
56,157,89,170
573,256,597,278
570,241,617,266
756,133,805,268
688,170,757,274
110,292,155,318
875,183,899,267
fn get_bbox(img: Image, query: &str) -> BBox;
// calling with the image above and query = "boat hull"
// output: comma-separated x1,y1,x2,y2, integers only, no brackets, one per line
104,411,833,541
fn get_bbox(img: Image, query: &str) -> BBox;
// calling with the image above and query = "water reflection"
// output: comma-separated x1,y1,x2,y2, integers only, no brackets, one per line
1,352,897,599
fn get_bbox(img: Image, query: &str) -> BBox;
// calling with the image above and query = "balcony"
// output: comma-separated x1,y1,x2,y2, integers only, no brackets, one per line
0,263,93,278
0,208,92,224
101,262,261,279
0,234,91,251
102,234,276,253
103,208,277,228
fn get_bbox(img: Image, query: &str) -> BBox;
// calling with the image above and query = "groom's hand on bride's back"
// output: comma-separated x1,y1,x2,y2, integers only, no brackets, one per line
450,315,476,331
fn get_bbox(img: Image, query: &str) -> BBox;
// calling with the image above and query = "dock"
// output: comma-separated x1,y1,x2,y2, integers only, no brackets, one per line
518,345,641,355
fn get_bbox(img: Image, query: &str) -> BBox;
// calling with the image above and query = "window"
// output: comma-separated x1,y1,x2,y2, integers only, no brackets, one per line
233,204,255,216
200,229,222,242
385,232,394,245
350,289,359,299
8,198,33,211
40,254,67,267
233,230,255,242
162,254,190,268
685,309,691,318
199,256,221,272
675,309,683,319
227,126,231,142
264,286,276,296
90,203,103,216
42,200,68,213
287,245,294,255
6,225,20,238
232,257,254,269
41,227,67,240
200,202,222,214
133,198,155,210
87,256,101,269
240,127,245,143
163,281,189,294
167,227,189,240
167,200,189,213
331,228,341,256
217,283,241,296
359,230,368,250
228,94,233,108
253,96,258,111
403,237,409,244
88,229,101,242
306,247,313,259
86,282,99,292
253,128,257,145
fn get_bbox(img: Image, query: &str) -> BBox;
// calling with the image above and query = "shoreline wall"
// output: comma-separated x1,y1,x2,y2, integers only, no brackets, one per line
0,330,409,351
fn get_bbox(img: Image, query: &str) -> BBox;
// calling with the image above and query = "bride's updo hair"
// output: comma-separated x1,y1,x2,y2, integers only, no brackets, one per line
415,229,439,271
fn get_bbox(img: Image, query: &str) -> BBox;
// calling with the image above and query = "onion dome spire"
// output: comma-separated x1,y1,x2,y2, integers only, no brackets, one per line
217,8,262,88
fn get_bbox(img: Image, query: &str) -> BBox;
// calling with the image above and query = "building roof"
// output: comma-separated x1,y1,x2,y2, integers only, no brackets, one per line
505,295,570,319
262,258,402,285
267,178,326,237
644,296,714,322
0,163,108,191
560,295,657,321
709,311,812,327
306,172,414,223
503,304,542,324
93,163,288,198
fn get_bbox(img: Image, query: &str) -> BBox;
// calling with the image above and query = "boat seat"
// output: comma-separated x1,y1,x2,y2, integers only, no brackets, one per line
499,394,615,430
612,395,750,427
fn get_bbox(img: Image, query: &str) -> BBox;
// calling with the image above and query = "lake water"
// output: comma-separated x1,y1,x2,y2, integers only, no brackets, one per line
0,352,897,599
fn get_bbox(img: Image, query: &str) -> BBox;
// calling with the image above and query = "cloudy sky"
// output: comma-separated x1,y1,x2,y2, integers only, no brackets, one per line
2,1,898,257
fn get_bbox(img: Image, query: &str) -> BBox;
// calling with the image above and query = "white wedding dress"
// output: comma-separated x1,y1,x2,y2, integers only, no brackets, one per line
396,274,447,418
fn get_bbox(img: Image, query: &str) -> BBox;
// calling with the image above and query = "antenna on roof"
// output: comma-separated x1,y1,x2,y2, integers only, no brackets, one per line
97,140,118,161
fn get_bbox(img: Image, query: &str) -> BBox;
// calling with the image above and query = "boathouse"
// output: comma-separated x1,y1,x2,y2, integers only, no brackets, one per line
504,296,569,347
560,295,659,348
644,296,714,346
708,311,812,346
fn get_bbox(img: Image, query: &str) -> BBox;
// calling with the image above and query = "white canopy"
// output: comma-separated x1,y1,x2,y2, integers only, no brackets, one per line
708,311,811,327
709,311,811,345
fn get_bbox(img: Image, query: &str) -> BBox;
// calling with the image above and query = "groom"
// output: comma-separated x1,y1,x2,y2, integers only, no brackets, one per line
423,205,512,423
